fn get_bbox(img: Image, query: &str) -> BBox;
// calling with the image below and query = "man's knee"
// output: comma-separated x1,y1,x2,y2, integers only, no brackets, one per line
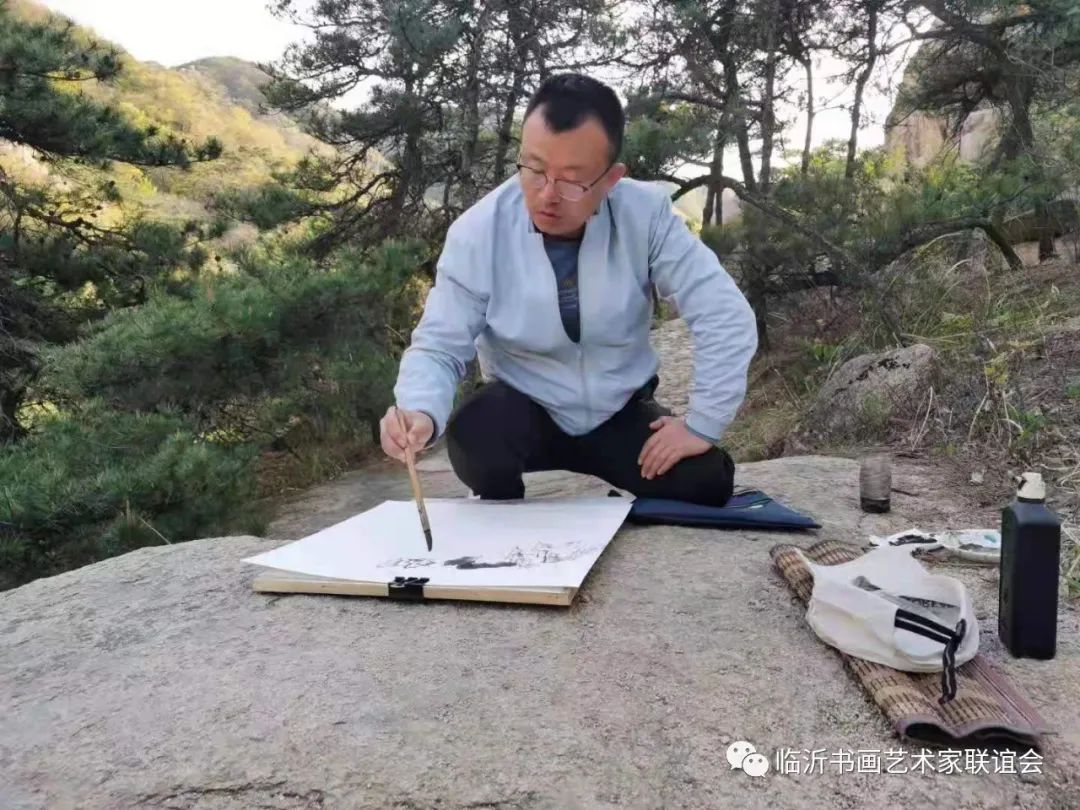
445,382,533,498
445,382,521,452
677,448,736,506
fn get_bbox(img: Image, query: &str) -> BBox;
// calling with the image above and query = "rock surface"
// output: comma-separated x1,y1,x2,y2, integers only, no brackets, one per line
797,344,937,444
884,109,948,169
4,452,1080,810
651,317,693,418
1002,199,1080,245
884,93,999,169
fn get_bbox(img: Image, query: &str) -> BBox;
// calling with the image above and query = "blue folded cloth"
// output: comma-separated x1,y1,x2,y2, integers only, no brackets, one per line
610,489,820,530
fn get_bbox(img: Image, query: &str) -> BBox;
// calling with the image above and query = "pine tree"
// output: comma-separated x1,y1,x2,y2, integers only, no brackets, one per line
263,0,624,253
899,0,1080,260
0,3,221,441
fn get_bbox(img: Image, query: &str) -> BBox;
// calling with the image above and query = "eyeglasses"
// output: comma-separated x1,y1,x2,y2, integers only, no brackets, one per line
516,161,614,202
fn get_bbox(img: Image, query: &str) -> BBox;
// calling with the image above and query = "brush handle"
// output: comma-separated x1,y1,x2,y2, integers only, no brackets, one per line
405,454,431,534
394,407,431,535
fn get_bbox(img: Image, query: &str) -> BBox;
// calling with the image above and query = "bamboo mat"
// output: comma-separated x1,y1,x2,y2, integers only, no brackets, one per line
770,539,1049,750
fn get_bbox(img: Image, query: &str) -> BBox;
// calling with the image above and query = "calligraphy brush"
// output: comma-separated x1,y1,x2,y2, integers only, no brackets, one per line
394,406,433,551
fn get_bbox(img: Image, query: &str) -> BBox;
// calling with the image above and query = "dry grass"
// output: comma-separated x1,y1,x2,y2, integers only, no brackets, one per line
726,235,1080,594
253,437,377,499
725,397,802,462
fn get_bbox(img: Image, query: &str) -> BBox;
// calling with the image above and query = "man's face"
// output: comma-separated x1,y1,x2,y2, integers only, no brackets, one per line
517,107,626,238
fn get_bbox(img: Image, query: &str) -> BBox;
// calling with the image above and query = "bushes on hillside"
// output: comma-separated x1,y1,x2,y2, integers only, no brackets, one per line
40,238,429,446
0,238,431,589
211,183,317,231
0,403,264,589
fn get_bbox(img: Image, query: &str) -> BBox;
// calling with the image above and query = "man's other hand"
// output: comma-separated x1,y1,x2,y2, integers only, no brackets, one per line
637,416,711,479
380,407,434,463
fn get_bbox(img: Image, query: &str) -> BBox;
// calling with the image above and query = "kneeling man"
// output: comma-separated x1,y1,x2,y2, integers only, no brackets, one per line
381,73,758,506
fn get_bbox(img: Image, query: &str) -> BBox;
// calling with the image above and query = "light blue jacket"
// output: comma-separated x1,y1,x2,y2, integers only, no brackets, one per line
394,176,758,444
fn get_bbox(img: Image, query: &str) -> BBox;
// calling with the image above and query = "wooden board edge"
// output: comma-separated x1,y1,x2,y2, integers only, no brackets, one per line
252,573,576,607
253,574,386,598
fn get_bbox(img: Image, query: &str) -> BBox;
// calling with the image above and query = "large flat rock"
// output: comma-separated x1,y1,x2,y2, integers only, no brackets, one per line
3,455,1079,809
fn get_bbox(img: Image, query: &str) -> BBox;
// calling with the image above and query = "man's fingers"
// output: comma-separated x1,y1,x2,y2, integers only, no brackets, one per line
386,414,407,448
640,437,671,478
639,419,677,466
638,430,664,465
655,448,684,477
404,411,433,450
638,439,656,469
646,447,680,480
380,430,406,462
406,429,427,451
380,409,410,461
643,446,665,478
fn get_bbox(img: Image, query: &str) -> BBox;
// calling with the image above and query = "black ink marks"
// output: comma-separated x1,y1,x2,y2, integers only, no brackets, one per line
503,541,601,567
379,542,605,572
444,542,603,570
379,558,437,569
444,556,517,570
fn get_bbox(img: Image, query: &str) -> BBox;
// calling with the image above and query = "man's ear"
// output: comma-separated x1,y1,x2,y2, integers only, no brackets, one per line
608,162,628,186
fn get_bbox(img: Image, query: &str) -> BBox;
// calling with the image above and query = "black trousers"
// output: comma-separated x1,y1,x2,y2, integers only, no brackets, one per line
445,377,736,505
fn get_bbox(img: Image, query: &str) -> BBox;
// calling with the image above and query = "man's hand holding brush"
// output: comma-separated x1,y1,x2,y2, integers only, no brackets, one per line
380,407,434,462
380,405,435,551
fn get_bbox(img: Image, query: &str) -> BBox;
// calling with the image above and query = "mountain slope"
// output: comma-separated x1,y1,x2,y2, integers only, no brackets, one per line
177,56,275,114
176,56,329,156
5,1,328,223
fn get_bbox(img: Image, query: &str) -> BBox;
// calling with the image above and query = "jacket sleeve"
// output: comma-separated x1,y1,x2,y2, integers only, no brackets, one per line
393,220,489,443
646,192,758,442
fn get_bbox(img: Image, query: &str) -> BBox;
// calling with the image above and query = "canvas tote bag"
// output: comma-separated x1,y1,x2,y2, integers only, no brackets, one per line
794,544,979,704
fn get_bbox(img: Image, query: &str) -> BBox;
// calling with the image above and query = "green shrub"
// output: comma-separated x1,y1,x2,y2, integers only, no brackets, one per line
212,184,316,231
803,339,844,366
853,392,892,441
38,238,429,452
0,403,265,589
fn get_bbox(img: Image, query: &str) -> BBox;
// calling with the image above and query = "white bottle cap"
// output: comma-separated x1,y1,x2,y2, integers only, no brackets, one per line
1017,472,1046,501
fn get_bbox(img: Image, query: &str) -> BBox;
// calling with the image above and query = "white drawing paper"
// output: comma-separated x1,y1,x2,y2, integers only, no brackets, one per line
242,497,632,588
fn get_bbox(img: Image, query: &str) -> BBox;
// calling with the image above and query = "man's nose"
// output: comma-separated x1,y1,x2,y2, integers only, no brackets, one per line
539,177,560,204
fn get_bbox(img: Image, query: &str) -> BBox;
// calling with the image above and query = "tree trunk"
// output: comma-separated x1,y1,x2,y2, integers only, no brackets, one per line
746,268,770,352
718,43,756,192
759,8,778,192
703,128,725,225
389,74,423,227
0,383,25,445
1036,202,1058,261
459,5,490,206
734,116,757,192
398,128,422,226
442,176,453,230
1004,76,1057,260
492,81,523,183
846,2,879,181
492,3,529,183
12,209,22,259
703,186,716,227
801,55,814,176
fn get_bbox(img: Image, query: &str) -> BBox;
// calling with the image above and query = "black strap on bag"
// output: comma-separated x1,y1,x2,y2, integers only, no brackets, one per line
894,609,968,705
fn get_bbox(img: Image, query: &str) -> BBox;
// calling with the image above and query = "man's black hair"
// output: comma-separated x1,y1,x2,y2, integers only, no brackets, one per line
523,73,624,162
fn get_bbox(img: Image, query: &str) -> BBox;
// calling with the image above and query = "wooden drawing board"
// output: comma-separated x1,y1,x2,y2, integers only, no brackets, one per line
243,496,632,607
252,570,576,606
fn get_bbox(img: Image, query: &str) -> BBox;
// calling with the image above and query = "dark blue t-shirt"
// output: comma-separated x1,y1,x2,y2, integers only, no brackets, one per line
542,235,582,343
